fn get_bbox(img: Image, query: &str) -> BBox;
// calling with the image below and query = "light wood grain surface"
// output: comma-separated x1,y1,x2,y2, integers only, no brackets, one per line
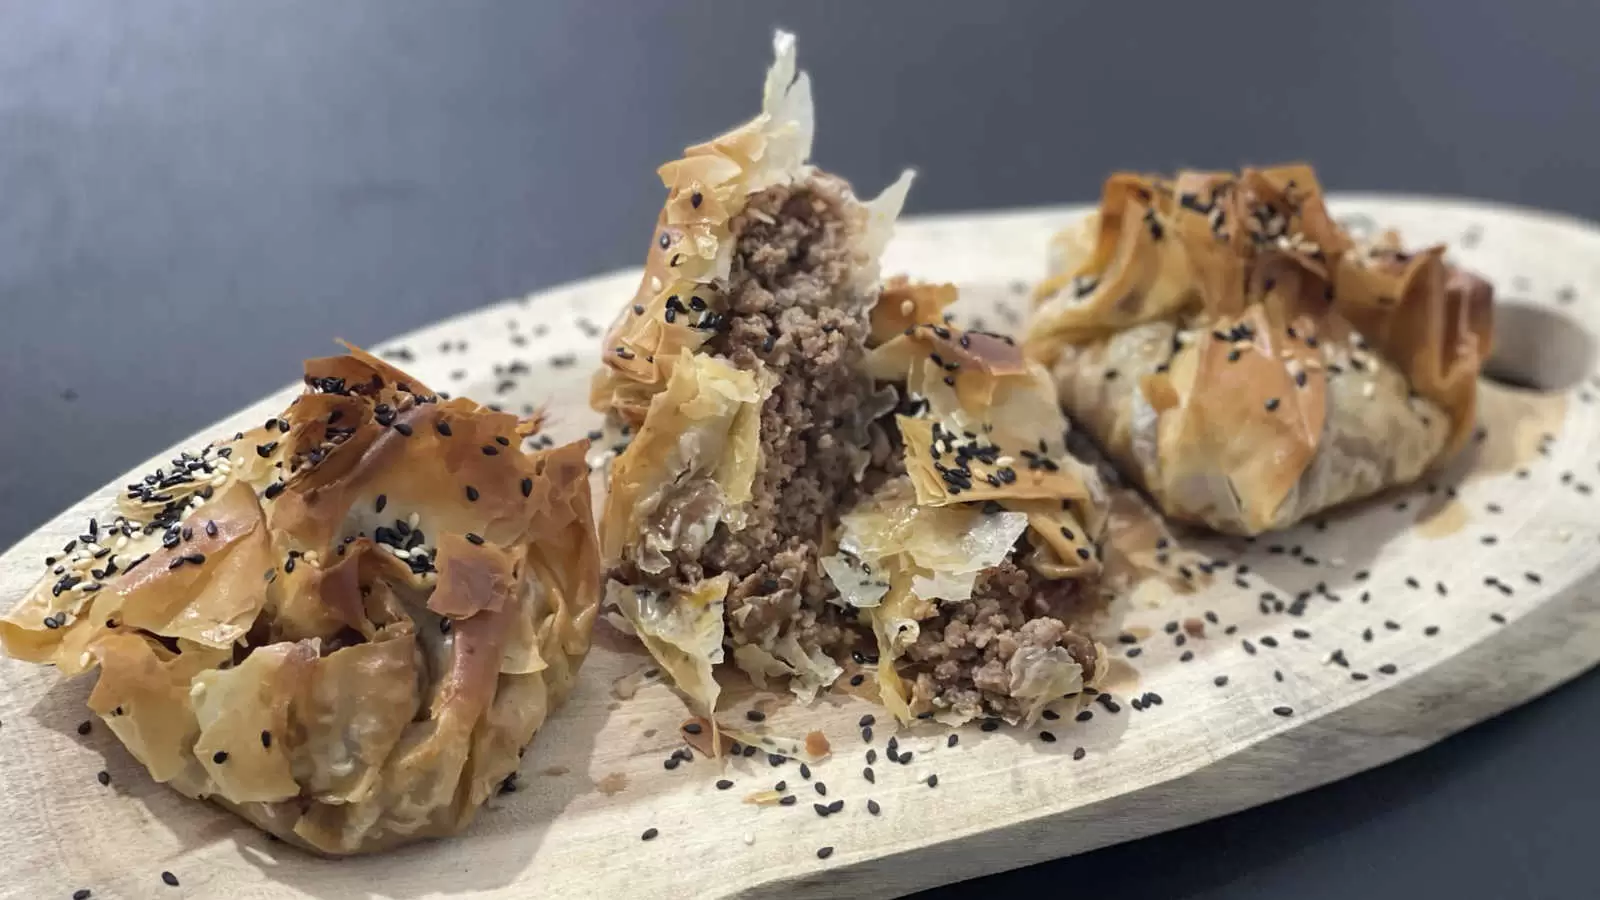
3,197,1598,900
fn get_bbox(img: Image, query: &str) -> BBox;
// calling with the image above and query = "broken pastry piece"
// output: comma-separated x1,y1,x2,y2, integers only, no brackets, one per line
1026,165,1494,535
1,346,599,854
592,32,1107,727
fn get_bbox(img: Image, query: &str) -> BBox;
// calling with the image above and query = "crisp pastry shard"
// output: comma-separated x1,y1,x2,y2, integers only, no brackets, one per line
1027,165,1495,534
1,346,599,854
592,32,1107,727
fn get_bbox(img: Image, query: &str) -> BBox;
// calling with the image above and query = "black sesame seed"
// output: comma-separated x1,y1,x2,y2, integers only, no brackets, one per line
77,720,92,736
745,710,766,723
867,799,882,815
1214,675,1230,687
1273,706,1294,717
641,827,659,841
716,779,733,790
212,750,229,764
161,872,179,887
1039,730,1057,743
75,890,92,900
1072,747,1086,761
980,719,1000,732
926,774,939,788
393,423,413,437
817,846,834,860
465,485,479,502
779,795,797,806
1425,625,1440,636
97,770,111,786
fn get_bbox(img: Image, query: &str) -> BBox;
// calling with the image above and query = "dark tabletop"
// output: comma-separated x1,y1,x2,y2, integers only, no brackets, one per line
3,2,1596,897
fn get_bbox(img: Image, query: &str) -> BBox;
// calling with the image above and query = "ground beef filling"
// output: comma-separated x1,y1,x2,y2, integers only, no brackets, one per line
662,174,898,659
904,558,1100,720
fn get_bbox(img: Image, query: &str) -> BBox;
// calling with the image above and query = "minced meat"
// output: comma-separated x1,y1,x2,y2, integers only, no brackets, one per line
686,174,896,658
903,559,1100,721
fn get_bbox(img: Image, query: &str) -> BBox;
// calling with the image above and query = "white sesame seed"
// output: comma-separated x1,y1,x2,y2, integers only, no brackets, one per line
114,536,128,550
408,512,420,528
1363,381,1376,398
391,548,412,560
78,652,93,669
742,832,755,846
302,550,320,564
190,682,207,698
995,456,1015,467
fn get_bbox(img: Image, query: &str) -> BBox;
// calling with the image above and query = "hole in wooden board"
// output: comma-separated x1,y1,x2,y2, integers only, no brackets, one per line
1482,303,1595,391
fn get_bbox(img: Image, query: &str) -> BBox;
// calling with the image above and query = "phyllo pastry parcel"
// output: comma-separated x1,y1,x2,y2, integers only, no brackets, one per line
1027,165,1494,535
592,32,1108,727
1,346,599,854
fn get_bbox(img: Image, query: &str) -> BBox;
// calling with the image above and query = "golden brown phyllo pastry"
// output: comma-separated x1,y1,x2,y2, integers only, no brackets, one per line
0,346,599,854
592,32,1107,727
1026,165,1494,535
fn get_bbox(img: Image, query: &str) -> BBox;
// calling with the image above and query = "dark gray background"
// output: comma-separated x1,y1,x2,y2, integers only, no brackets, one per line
2,2,1595,897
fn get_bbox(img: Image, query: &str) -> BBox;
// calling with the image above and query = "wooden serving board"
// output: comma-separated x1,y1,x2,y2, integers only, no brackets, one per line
3,196,1599,900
